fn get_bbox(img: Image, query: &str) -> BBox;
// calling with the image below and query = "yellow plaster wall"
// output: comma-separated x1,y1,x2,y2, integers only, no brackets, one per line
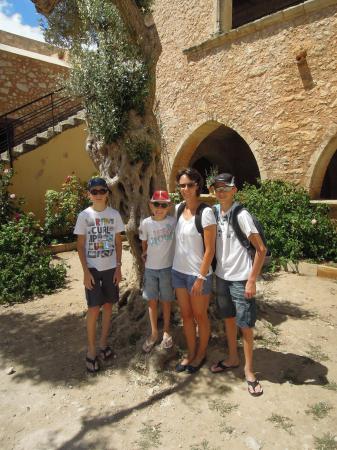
10,124,96,221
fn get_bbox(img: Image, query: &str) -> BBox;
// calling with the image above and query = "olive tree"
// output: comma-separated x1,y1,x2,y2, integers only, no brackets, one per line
36,0,165,287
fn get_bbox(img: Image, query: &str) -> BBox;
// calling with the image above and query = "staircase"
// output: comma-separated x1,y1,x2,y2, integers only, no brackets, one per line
0,89,85,166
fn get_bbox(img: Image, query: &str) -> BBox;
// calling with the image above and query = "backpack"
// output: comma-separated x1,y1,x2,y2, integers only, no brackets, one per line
176,202,217,270
213,202,271,267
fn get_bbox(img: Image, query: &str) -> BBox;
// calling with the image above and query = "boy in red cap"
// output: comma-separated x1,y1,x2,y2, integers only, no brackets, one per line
139,190,176,352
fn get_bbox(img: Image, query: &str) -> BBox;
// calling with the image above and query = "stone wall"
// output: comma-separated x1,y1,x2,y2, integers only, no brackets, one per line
0,30,61,57
153,0,337,198
0,35,68,115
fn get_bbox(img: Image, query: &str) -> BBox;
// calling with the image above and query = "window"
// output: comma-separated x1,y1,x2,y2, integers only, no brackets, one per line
217,0,306,32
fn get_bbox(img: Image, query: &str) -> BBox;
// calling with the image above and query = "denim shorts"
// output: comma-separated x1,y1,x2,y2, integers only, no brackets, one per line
85,268,119,308
143,267,175,301
215,276,256,328
172,269,212,295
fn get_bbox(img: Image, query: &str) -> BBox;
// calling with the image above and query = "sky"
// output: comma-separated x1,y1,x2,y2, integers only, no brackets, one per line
0,0,45,41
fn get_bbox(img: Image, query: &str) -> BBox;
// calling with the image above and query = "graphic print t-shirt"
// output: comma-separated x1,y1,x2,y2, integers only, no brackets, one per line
139,216,176,270
74,206,125,271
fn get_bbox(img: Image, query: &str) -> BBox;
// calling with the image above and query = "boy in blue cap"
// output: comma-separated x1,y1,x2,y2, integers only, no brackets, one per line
74,177,125,372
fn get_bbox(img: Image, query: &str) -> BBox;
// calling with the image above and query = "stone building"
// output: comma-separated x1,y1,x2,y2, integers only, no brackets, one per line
0,31,96,220
0,30,68,115
151,0,337,200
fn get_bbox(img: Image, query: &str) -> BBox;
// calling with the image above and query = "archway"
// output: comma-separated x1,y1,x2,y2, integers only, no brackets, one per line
307,131,337,199
170,122,260,192
320,149,337,199
190,125,260,192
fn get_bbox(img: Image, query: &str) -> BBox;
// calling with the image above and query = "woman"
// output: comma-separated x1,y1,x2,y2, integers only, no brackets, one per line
172,168,216,373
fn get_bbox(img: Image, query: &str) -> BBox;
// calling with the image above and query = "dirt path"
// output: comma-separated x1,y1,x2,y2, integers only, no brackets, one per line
0,248,336,450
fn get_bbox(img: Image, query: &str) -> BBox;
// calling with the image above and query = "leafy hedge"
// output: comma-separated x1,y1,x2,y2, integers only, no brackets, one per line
236,180,337,268
0,215,66,303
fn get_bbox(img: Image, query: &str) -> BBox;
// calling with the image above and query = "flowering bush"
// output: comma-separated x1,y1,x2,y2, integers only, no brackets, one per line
0,163,22,225
236,180,337,268
44,175,90,243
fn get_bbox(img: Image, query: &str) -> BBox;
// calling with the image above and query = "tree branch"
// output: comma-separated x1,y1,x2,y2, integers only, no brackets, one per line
112,0,161,63
31,0,60,14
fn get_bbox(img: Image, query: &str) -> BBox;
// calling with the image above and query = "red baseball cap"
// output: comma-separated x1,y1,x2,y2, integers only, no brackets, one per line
150,190,171,203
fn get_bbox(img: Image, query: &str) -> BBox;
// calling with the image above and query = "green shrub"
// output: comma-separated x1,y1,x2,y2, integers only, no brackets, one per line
44,175,90,243
0,214,66,303
235,180,337,268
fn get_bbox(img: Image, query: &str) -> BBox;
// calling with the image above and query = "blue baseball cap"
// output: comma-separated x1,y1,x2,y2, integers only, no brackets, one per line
87,177,110,191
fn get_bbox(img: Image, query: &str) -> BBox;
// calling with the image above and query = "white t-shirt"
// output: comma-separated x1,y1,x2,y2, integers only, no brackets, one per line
74,206,125,271
215,204,258,281
139,216,176,270
173,203,216,276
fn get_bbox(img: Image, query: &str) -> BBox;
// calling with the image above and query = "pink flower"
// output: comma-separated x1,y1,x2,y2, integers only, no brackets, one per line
4,169,9,174
10,193,16,199
14,213,21,221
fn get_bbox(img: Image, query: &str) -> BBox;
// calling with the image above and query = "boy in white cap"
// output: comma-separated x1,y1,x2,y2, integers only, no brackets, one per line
139,190,176,352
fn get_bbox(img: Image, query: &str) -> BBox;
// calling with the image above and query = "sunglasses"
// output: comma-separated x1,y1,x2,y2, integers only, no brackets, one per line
178,182,196,189
215,186,233,192
90,188,108,195
152,202,169,208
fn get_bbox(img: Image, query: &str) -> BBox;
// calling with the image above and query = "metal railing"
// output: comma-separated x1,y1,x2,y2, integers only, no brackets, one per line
0,88,83,167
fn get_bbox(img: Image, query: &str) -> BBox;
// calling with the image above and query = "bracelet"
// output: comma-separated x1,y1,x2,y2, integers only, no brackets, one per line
197,273,207,281
116,262,122,267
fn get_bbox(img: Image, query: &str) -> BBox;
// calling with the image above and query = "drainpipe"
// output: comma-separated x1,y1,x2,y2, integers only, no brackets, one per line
215,0,221,34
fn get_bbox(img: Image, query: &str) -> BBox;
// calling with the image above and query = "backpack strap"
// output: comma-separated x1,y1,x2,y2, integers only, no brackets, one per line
176,202,186,223
230,202,251,251
212,203,220,223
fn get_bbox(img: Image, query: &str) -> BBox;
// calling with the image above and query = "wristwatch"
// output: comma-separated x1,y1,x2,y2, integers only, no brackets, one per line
197,274,207,281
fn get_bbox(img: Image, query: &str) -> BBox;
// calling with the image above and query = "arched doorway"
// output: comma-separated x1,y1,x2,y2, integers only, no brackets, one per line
189,125,260,192
320,149,337,199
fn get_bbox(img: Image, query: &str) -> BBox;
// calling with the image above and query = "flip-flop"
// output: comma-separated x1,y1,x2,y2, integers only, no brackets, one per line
186,357,206,374
247,379,263,397
142,337,157,353
161,334,173,349
210,360,240,374
99,346,113,360
86,356,100,373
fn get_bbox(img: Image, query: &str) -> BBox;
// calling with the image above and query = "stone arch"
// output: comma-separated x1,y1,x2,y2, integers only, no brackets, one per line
305,126,337,199
169,119,266,192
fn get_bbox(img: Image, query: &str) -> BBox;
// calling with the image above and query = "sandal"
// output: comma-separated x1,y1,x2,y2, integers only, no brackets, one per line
210,360,239,374
142,337,157,353
99,346,113,361
161,334,173,350
86,355,100,373
247,379,263,397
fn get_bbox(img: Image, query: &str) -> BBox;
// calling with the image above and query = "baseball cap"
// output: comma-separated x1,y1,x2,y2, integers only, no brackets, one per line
150,190,171,203
87,177,110,191
210,173,235,187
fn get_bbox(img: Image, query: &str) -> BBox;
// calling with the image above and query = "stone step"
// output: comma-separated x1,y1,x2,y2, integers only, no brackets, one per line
12,143,36,156
0,109,85,162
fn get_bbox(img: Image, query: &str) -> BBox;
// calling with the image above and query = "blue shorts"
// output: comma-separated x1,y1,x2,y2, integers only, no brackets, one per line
172,269,212,295
215,276,256,328
143,267,175,301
